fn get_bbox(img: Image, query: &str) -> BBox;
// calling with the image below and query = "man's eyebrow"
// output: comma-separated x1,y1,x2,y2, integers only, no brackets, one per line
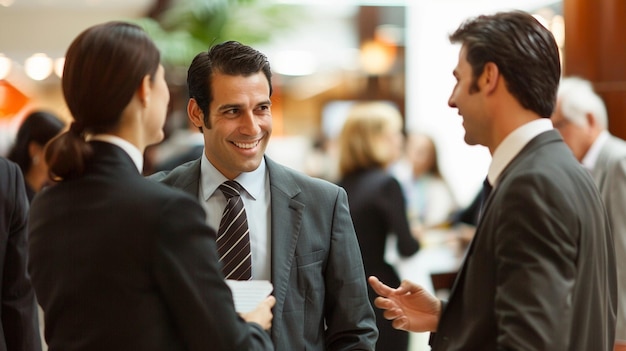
217,103,242,112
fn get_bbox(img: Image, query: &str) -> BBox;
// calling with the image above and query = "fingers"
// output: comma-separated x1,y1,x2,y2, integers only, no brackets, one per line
246,296,275,331
369,276,422,297
373,296,396,310
391,316,410,331
368,276,395,297
377,301,408,331
382,306,405,321
396,279,423,295
263,295,276,309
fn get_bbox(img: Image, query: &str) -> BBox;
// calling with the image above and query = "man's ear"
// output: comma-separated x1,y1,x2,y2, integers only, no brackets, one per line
481,62,500,94
585,113,596,128
187,98,205,129
585,112,602,133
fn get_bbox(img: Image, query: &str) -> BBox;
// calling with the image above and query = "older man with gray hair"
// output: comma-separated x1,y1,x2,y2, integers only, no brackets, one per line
552,76,626,351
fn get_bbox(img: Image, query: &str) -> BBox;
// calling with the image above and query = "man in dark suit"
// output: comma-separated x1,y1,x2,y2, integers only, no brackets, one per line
552,76,626,351
368,11,616,350
0,157,42,351
150,41,378,351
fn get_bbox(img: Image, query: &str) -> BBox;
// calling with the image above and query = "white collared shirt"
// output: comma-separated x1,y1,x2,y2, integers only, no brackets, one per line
198,155,271,280
488,118,554,187
89,134,144,173
582,130,610,171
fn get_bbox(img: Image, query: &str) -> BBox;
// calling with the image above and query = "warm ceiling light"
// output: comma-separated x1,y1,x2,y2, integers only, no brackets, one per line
0,0,15,7
359,40,397,75
0,54,11,80
54,57,66,78
25,53,53,81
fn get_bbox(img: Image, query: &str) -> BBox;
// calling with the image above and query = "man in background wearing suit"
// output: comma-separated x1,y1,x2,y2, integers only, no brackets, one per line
368,11,616,350
0,157,42,351
552,76,626,351
150,41,378,351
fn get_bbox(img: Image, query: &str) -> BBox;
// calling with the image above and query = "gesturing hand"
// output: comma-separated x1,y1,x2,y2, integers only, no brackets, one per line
368,276,441,333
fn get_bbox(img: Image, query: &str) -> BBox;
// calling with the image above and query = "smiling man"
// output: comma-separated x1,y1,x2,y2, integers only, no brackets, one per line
150,41,377,351
367,11,616,351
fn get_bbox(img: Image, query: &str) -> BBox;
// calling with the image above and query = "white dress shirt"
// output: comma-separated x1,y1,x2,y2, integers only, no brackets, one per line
198,155,272,280
582,130,610,171
488,118,554,187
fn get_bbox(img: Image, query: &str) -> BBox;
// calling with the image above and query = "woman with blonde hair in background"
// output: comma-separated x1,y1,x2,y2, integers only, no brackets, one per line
337,101,420,351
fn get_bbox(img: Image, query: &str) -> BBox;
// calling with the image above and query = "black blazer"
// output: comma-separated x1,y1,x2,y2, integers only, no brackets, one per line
0,157,41,351
338,169,419,286
432,130,617,350
27,142,273,351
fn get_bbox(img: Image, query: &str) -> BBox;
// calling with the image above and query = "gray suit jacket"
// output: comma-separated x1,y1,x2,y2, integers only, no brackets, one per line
592,134,626,342
431,130,617,350
150,156,378,351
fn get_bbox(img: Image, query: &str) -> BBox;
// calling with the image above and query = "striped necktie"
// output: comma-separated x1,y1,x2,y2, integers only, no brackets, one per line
217,180,252,280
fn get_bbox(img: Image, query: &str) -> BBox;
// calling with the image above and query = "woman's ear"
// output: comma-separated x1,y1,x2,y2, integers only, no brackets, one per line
138,74,152,107
28,141,43,165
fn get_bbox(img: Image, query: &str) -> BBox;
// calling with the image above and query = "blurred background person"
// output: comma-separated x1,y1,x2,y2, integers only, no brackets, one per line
337,101,420,351
551,75,626,351
0,157,42,351
7,111,65,203
391,132,458,236
27,21,274,351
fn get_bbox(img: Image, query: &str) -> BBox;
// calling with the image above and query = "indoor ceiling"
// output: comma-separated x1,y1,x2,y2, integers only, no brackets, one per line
0,0,152,62
1,0,152,9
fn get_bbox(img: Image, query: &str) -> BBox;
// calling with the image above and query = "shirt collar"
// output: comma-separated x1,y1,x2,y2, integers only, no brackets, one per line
488,118,553,186
89,134,143,173
582,130,609,170
200,154,266,201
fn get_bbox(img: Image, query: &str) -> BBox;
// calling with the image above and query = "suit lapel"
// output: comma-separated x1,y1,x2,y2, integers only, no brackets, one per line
443,130,561,311
172,159,202,197
265,158,304,340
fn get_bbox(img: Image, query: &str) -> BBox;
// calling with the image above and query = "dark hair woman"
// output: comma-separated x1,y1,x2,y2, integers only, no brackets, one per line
8,110,64,202
27,21,274,351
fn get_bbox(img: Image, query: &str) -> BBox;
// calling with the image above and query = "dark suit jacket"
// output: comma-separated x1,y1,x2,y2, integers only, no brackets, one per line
0,158,41,351
27,142,273,351
150,156,378,351
431,130,617,350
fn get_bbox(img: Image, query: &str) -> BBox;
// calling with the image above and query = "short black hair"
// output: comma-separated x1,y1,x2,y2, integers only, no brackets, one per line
187,41,272,129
